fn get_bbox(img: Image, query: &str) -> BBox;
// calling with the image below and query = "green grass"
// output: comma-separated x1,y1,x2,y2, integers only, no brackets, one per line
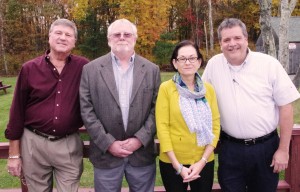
0,74,299,188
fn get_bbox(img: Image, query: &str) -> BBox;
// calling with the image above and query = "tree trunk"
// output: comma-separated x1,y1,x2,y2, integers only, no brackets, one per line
0,0,8,75
258,0,277,58
293,67,300,88
204,21,209,58
278,0,297,72
208,0,214,51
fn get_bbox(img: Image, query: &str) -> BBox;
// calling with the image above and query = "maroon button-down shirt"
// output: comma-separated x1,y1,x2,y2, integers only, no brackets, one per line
5,51,89,140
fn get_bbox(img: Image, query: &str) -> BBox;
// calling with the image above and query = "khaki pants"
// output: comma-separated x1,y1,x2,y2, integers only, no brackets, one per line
21,128,83,192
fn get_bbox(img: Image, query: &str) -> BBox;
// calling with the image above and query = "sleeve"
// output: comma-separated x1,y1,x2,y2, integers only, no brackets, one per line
271,60,300,106
205,83,220,148
79,65,115,152
134,65,161,147
156,82,174,153
5,67,29,140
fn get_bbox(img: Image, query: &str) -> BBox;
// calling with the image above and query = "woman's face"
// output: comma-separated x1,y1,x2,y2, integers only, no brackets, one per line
173,45,201,78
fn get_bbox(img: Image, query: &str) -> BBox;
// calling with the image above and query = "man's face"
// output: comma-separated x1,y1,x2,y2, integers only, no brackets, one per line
219,26,248,65
108,23,136,56
48,25,76,54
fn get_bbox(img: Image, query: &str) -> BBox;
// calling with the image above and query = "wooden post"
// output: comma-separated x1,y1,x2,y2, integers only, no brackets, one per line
285,124,300,192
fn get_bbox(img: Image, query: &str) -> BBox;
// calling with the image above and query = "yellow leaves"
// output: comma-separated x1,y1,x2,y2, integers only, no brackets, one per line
119,0,171,59
68,0,89,20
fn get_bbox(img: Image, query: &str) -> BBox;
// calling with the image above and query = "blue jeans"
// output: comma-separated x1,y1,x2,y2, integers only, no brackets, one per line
218,134,279,192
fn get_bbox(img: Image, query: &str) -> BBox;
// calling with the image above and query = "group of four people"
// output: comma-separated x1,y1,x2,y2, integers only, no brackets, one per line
5,17,300,192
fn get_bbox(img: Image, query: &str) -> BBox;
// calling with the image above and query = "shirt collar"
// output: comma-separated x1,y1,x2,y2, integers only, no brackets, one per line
110,52,135,67
44,50,72,64
226,48,250,68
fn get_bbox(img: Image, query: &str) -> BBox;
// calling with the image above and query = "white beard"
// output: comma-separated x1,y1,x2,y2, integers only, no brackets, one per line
115,44,130,53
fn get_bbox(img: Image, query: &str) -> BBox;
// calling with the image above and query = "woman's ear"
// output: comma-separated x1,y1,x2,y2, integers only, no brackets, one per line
172,59,178,70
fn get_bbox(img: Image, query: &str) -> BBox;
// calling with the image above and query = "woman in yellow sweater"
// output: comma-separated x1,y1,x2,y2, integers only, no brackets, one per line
156,40,220,192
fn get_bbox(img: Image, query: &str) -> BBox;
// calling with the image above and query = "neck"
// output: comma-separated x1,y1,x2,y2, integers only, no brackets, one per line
114,52,133,71
181,75,195,91
48,51,69,62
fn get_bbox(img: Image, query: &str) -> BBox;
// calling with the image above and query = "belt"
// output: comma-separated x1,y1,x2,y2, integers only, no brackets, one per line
26,126,68,141
221,130,277,146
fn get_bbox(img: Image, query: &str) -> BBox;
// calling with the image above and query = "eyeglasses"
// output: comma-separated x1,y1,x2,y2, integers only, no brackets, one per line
176,57,198,64
110,32,133,39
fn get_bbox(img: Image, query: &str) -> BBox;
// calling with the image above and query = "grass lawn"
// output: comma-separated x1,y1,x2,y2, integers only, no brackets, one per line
0,73,299,188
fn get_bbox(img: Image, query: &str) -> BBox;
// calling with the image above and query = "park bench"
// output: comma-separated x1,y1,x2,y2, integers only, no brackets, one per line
1,125,299,192
0,81,12,94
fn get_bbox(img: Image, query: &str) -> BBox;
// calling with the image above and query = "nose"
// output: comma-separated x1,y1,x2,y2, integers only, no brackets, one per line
58,34,66,40
119,34,126,40
228,39,236,46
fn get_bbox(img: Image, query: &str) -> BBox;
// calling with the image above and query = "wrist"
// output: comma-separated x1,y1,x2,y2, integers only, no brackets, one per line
200,157,208,164
176,164,183,175
8,155,21,159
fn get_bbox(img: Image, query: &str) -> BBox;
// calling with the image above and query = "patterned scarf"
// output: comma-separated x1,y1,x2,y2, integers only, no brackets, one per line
173,72,214,146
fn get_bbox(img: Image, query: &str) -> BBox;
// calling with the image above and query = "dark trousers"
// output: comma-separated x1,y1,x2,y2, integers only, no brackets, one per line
218,134,280,192
159,160,214,192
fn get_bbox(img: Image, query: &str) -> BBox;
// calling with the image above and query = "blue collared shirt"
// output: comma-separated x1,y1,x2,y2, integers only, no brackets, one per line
111,52,135,130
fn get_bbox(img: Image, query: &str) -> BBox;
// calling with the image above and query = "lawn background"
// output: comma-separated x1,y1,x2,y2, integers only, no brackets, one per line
0,73,299,189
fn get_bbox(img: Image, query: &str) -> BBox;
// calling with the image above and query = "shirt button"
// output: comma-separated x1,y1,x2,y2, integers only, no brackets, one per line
56,104,59,106
59,79,62,81
55,117,58,120
53,130,56,132
54,68,56,70
58,91,61,94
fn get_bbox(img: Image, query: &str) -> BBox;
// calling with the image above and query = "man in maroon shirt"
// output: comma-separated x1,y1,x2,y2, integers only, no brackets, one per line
5,18,89,192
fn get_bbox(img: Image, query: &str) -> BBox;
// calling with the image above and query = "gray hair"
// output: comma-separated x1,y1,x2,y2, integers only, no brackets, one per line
49,18,78,39
107,18,138,38
217,18,248,41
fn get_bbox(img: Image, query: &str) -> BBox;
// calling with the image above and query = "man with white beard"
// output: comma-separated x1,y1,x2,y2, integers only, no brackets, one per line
80,18,161,192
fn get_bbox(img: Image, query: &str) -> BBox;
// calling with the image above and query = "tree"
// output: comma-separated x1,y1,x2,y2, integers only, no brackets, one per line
0,0,8,75
276,0,299,87
258,0,277,57
278,0,297,71
208,0,214,51
119,0,171,60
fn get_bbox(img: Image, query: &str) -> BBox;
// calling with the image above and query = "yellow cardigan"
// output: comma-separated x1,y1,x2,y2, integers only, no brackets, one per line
156,79,220,165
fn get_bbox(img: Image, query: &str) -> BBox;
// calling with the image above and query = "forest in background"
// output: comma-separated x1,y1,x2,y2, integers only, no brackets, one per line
0,0,300,75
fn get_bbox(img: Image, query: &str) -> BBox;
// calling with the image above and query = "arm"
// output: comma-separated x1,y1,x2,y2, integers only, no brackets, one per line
271,103,293,173
156,82,194,180
79,66,116,153
6,67,29,177
186,84,221,182
130,66,161,148
7,140,22,177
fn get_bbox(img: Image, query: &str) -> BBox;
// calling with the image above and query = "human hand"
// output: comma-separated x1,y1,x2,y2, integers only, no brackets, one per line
180,166,192,181
271,148,289,173
7,158,22,177
108,140,133,158
121,137,142,152
183,161,203,183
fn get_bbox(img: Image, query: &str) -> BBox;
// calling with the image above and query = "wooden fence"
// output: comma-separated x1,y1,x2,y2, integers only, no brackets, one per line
1,124,300,192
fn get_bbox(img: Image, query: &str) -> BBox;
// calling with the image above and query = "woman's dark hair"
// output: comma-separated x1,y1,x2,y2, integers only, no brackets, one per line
170,40,204,72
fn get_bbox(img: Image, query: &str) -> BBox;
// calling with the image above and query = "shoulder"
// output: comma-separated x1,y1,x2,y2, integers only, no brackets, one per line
205,53,226,71
21,55,46,74
158,79,176,94
248,50,280,64
135,55,159,71
160,79,175,88
207,53,225,63
84,53,111,69
22,55,44,68
70,54,90,64
204,82,215,96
